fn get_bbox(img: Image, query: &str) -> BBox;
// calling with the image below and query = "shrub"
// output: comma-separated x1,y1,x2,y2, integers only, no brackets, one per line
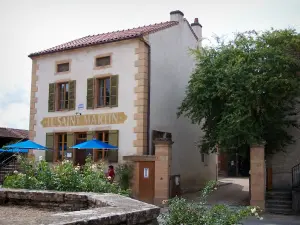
160,181,263,225
115,163,134,190
3,156,130,196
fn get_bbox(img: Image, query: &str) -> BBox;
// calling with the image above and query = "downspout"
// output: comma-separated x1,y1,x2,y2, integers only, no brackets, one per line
140,38,151,155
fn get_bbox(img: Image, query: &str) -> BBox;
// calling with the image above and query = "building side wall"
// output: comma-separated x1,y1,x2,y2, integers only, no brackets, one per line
31,40,139,162
267,127,300,190
148,23,217,191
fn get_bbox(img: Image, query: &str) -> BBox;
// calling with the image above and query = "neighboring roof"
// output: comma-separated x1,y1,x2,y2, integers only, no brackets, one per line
29,21,179,57
0,127,29,139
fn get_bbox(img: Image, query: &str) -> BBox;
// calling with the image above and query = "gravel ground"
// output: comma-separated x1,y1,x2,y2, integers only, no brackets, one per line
0,206,55,225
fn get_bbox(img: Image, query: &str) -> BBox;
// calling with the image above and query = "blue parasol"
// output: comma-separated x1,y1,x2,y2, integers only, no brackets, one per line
4,140,48,150
0,148,28,153
70,139,118,150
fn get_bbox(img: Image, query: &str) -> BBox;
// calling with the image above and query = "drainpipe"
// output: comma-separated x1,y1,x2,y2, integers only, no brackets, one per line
140,38,151,155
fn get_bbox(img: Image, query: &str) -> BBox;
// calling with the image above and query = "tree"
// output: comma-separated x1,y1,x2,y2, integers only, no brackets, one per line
178,29,300,155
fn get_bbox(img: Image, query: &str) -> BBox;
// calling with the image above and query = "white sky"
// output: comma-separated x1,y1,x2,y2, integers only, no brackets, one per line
0,0,299,130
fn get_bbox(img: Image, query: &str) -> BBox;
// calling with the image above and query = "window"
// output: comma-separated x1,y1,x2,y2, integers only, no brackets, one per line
95,56,111,67
97,77,111,107
48,81,76,112
56,133,67,161
58,82,69,110
86,76,118,109
57,62,70,73
97,131,109,161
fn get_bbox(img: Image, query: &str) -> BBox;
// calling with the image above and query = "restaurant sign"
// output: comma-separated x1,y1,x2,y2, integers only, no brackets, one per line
40,112,127,128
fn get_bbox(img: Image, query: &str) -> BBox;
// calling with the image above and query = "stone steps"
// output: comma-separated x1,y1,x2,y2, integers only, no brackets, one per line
265,191,293,215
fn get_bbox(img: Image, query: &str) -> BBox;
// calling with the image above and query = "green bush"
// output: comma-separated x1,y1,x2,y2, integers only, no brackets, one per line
160,181,263,225
115,163,134,190
3,156,130,196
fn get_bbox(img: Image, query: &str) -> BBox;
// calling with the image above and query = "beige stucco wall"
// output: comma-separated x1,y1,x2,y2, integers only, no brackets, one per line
30,40,140,162
148,20,217,191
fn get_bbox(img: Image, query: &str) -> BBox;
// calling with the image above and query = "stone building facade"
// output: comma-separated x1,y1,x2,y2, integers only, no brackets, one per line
28,10,217,192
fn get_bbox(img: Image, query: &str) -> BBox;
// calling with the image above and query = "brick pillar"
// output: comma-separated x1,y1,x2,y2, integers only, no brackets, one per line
154,138,173,205
250,144,265,210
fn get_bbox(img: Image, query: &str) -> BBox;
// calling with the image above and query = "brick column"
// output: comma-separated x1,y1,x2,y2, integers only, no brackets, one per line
250,144,265,210
154,138,173,205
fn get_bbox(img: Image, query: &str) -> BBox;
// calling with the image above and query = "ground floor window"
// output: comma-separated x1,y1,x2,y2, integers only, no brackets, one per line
56,133,67,161
96,131,109,161
47,130,118,164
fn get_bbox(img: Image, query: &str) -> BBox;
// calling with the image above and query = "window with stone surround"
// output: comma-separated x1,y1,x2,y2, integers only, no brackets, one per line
86,75,118,109
48,81,76,112
95,56,111,67
56,133,68,161
58,82,69,110
57,62,70,73
98,77,110,107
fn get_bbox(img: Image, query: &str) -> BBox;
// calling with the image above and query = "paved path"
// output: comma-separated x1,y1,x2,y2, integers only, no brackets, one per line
243,214,300,224
183,177,250,206
160,177,300,224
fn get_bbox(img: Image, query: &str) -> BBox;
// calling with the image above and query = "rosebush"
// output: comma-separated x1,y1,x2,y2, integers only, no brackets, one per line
3,156,130,196
160,181,262,225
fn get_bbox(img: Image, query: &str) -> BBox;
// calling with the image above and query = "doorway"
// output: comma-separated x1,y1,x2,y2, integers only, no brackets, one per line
139,161,155,204
74,133,87,166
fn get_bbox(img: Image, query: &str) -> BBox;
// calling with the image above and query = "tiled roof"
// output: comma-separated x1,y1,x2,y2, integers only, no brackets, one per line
29,21,179,57
0,127,29,139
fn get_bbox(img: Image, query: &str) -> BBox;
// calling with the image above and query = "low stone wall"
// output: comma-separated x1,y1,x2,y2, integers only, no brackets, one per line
0,188,160,224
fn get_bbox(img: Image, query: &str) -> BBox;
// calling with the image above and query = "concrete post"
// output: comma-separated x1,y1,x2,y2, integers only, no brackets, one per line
250,144,265,210
153,138,173,205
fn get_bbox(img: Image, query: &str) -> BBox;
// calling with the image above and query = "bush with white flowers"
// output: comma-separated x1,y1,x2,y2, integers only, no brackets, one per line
160,181,263,225
3,156,130,196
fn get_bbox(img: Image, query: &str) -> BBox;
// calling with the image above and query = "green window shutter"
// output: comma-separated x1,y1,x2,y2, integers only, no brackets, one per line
45,133,54,162
68,80,76,110
87,78,94,109
65,133,74,161
67,133,74,148
48,83,56,112
87,131,96,140
110,75,118,107
108,130,119,163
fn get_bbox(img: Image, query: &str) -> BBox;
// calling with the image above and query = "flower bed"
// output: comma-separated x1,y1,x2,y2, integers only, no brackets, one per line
3,156,129,196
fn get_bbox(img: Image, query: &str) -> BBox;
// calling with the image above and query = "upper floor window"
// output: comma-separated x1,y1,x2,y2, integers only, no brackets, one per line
97,77,111,107
94,55,111,69
57,62,70,73
48,80,76,112
86,75,118,109
58,82,69,110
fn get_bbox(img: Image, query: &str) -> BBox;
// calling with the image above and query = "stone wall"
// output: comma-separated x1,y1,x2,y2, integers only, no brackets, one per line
266,129,300,190
0,189,160,225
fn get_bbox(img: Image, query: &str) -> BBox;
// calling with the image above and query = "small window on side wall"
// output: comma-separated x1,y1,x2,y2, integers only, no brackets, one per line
95,56,111,67
57,62,70,73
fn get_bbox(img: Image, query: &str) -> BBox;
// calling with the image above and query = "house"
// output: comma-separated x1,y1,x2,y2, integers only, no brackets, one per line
0,127,29,183
28,10,217,194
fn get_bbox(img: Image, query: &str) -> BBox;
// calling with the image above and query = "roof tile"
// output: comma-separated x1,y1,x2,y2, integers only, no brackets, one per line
29,21,179,57
0,127,29,139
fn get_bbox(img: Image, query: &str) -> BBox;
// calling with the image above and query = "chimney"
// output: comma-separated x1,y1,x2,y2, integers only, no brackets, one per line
170,10,184,22
191,18,202,45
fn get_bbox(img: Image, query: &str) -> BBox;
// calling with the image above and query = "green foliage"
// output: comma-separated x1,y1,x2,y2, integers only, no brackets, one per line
115,163,134,190
3,156,130,196
160,181,262,225
178,28,300,154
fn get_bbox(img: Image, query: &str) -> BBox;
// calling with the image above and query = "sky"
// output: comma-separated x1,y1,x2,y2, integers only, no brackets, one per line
0,0,299,130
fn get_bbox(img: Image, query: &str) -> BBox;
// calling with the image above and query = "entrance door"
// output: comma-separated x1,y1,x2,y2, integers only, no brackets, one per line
139,161,155,204
75,133,87,166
